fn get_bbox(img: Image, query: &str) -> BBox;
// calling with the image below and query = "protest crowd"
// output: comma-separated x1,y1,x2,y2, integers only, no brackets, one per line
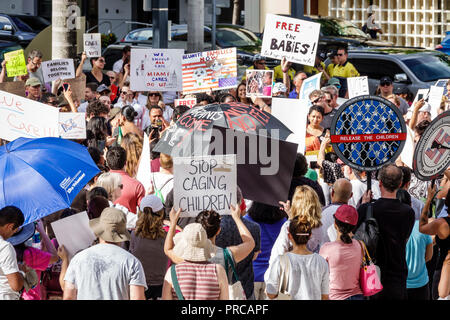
0,18,449,303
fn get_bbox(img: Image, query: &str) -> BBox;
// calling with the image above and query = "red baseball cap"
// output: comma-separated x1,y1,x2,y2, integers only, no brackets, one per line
334,204,358,226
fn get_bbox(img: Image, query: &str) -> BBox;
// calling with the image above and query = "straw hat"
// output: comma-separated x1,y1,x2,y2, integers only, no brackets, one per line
89,207,130,242
172,223,215,262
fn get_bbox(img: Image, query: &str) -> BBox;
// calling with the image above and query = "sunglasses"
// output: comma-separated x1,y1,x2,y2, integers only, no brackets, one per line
148,93,160,97
337,53,345,56
312,97,322,104
380,82,392,86
97,59,105,63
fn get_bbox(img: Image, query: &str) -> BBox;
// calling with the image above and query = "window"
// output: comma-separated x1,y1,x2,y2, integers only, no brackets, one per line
0,16,11,30
10,17,33,33
216,28,256,47
402,54,450,82
349,57,406,80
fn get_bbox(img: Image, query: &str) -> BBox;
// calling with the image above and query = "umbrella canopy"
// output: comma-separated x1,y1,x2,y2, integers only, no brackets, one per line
0,137,100,225
154,102,293,157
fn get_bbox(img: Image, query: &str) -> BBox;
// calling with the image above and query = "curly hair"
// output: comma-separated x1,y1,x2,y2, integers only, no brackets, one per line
135,207,166,240
120,132,143,178
195,210,221,239
290,185,322,228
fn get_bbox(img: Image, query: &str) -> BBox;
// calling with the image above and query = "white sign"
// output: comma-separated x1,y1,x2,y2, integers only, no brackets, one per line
136,133,152,193
399,125,415,169
271,97,309,153
174,98,197,108
261,14,321,66
42,59,75,83
59,112,86,139
0,90,59,141
83,33,102,58
299,72,322,100
51,211,96,259
427,85,445,120
130,48,183,92
347,76,370,99
173,154,237,217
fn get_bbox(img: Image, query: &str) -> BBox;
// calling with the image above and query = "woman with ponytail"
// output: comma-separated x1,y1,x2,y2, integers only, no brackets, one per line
129,195,168,300
115,105,143,145
264,215,330,300
319,204,364,300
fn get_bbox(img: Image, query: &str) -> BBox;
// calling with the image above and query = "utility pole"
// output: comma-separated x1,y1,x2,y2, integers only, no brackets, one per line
232,0,240,25
152,0,169,48
291,0,304,19
187,0,204,53
52,0,78,59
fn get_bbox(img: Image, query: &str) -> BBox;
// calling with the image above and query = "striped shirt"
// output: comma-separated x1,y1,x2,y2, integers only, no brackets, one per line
171,262,220,300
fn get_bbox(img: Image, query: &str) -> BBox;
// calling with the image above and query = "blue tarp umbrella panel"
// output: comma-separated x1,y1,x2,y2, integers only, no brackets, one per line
0,137,100,225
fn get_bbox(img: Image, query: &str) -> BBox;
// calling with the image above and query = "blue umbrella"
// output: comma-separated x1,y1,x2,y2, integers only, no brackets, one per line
0,137,100,225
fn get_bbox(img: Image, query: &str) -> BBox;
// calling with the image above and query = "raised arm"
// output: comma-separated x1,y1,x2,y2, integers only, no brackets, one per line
419,184,439,235
163,208,184,264
226,204,255,263
75,52,87,78
36,220,59,264
0,60,7,83
409,99,425,130
318,130,331,168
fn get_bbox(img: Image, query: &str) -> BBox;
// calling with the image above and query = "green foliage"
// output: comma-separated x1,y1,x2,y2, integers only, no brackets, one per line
101,33,117,48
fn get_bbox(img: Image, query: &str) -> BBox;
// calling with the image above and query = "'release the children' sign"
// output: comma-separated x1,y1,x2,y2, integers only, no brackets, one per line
182,48,238,94
130,48,183,92
42,59,75,83
4,49,28,77
261,14,321,66
173,154,237,217
83,33,101,58
174,98,197,108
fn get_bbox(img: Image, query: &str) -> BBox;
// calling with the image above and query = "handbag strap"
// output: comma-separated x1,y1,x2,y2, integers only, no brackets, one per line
223,247,239,282
358,240,373,266
170,265,184,300
279,253,290,293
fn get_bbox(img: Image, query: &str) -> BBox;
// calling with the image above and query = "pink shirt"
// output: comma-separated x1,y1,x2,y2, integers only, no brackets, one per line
111,170,146,214
319,239,363,300
21,247,52,300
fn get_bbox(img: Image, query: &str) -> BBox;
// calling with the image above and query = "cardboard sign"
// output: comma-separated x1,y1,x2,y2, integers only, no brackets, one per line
261,14,321,66
0,90,59,141
173,154,237,217
42,59,75,83
51,211,96,259
64,74,86,102
58,112,86,139
174,98,197,108
347,76,370,99
83,33,101,58
182,48,238,94
246,70,273,98
4,49,28,77
271,97,309,153
0,81,26,97
130,48,183,92
299,72,322,100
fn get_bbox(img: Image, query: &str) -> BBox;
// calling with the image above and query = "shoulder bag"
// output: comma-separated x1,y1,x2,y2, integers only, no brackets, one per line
358,240,383,296
170,264,184,300
276,253,291,300
223,247,247,300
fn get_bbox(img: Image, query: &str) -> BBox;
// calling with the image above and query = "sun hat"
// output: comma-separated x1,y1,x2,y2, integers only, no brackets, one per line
108,107,122,120
6,223,36,246
172,223,216,262
25,77,41,87
139,194,164,212
334,204,359,226
272,82,287,94
89,207,130,242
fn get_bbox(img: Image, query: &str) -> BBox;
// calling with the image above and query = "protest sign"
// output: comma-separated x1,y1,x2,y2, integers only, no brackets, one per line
64,74,86,102
246,70,273,98
42,59,75,83
59,112,86,139
261,14,320,66
182,48,237,94
130,48,183,92
271,97,309,153
4,49,28,77
299,72,321,100
0,90,59,141
347,76,370,99
83,33,101,57
0,81,26,97
51,211,97,259
136,132,152,193
174,98,197,108
427,85,445,119
434,79,449,95
173,154,237,217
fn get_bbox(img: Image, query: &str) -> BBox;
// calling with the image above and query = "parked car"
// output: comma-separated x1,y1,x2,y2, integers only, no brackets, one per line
0,14,48,47
435,30,450,55
326,47,450,96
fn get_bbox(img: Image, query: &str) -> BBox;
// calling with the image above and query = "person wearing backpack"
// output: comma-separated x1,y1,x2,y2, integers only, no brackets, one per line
149,153,174,205
356,164,415,300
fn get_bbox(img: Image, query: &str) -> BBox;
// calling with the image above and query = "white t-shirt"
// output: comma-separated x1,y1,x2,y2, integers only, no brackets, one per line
348,179,381,207
113,59,124,74
265,252,329,300
151,172,173,203
0,235,20,300
320,204,343,243
64,243,147,300
411,196,424,221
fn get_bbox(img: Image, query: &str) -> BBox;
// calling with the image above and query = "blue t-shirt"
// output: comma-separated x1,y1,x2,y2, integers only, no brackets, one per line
406,221,433,288
243,214,287,282
288,89,298,99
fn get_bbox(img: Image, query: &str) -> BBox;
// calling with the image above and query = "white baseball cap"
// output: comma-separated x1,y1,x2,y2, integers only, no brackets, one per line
273,82,287,94
139,195,164,212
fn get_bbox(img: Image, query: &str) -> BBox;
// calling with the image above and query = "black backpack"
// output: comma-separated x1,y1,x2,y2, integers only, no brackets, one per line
354,203,380,262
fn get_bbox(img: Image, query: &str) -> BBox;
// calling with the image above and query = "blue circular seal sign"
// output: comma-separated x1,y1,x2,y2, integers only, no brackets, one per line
330,95,407,172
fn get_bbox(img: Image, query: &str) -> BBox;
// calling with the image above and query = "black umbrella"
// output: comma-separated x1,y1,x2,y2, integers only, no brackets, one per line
154,102,293,157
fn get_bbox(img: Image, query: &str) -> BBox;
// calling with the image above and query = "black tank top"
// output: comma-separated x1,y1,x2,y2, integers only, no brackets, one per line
436,216,450,270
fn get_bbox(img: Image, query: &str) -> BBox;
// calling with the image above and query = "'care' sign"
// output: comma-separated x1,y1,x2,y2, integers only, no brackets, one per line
261,14,320,67
83,33,101,58
173,154,237,217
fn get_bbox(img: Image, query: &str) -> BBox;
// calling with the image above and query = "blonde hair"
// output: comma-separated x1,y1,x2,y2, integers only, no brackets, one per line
135,207,166,240
290,185,322,228
120,132,143,178
386,94,400,107
95,172,122,201
160,153,173,169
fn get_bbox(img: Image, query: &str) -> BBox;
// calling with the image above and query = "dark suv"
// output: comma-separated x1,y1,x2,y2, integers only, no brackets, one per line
332,47,450,96
0,14,49,48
